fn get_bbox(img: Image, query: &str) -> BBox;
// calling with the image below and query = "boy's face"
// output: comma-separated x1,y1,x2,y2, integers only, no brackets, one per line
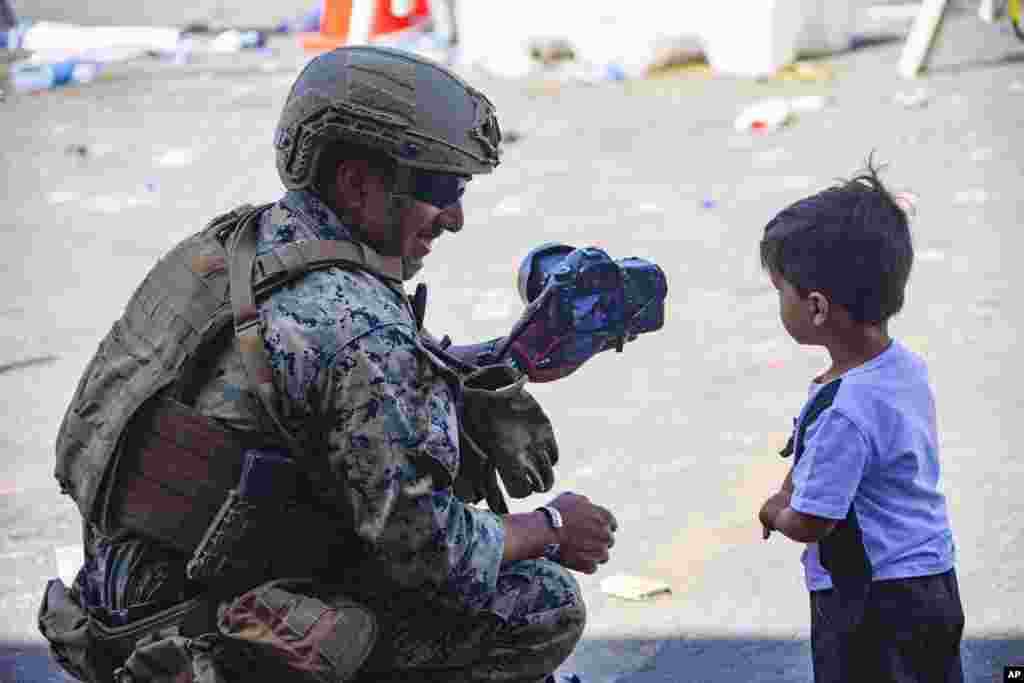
770,270,824,344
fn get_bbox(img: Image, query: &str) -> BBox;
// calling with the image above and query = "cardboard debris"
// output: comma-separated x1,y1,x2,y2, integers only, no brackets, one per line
600,574,672,600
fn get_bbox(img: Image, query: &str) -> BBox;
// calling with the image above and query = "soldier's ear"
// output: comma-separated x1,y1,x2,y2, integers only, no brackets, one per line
335,159,371,210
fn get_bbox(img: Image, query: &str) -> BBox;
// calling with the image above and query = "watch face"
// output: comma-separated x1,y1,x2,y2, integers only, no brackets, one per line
539,505,562,529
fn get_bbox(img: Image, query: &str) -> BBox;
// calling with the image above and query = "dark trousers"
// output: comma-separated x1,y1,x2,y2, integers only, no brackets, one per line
810,569,965,683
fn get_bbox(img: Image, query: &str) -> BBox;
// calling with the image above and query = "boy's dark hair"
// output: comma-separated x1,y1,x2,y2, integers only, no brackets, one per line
759,159,914,325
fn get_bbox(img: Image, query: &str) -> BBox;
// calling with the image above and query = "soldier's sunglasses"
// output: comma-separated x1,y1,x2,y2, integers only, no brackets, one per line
410,170,469,209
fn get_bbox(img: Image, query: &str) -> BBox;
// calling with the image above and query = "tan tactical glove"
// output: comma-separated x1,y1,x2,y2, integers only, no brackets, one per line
459,364,558,499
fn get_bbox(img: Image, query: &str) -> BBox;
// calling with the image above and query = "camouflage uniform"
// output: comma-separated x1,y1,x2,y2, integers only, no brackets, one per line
192,189,585,682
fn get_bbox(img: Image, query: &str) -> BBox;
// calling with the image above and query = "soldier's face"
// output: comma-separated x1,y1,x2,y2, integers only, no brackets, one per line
397,199,464,260
358,170,465,260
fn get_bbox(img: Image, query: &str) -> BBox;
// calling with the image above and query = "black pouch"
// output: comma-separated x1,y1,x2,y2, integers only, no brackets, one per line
38,578,217,683
38,578,110,682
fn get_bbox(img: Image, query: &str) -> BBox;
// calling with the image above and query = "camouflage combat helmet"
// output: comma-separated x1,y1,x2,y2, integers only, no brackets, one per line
275,45,502,191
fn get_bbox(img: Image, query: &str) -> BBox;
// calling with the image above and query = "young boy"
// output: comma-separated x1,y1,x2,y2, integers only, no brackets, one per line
756,163,965,683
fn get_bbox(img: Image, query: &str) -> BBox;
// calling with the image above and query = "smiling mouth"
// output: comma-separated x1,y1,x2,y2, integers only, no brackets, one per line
420,222,445,241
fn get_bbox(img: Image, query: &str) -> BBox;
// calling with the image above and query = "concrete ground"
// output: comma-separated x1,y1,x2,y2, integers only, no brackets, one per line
1,7,1022,683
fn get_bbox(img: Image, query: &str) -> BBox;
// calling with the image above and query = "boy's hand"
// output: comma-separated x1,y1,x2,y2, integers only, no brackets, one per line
759,490,791,539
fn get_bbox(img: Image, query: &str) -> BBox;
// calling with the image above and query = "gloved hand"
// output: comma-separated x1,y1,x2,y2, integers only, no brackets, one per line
459,364,558,498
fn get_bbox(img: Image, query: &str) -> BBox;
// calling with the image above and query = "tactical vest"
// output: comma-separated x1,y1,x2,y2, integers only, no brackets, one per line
53,204,424,568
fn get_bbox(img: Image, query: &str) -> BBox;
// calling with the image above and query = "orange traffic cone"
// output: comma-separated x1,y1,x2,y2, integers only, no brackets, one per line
299,0,431,51
370,0,431,37
298,0,353,51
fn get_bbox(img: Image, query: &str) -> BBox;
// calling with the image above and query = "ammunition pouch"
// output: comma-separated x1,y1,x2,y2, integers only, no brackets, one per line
102,393,344,587
217,579,377,683
38,576,377,683
38,578,219,683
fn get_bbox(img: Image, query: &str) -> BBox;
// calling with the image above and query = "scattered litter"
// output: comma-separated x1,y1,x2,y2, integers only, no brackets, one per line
737,98,790,133
734,98,793,133
156,148,196,168
54,544,83,586
19,21,182,54
209,29,267,53
172,36,194,65
10,58,100,93
144,180,159,193
47,191,79,205
953,189,991,205
772,61,834,82
600,574,672,601
275,5,322,35
529,36,576,64
503,130,523,145
64,143,89,158
893,88,930,109
700,198,717,209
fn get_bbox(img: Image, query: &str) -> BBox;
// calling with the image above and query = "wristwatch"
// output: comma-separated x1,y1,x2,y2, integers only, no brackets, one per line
536,505,562,561
536,505,563,530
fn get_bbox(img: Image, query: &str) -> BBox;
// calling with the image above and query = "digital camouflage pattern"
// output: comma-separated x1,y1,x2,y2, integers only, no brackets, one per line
191,189,585,681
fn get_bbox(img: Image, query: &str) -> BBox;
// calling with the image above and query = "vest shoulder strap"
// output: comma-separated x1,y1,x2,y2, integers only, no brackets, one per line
226,208,406,454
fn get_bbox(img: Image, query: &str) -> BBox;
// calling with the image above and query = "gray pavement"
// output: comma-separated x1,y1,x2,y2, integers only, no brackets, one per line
1,9,1023,683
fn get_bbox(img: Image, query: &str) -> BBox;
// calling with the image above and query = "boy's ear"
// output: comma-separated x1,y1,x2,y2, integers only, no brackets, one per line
807,292,829,327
